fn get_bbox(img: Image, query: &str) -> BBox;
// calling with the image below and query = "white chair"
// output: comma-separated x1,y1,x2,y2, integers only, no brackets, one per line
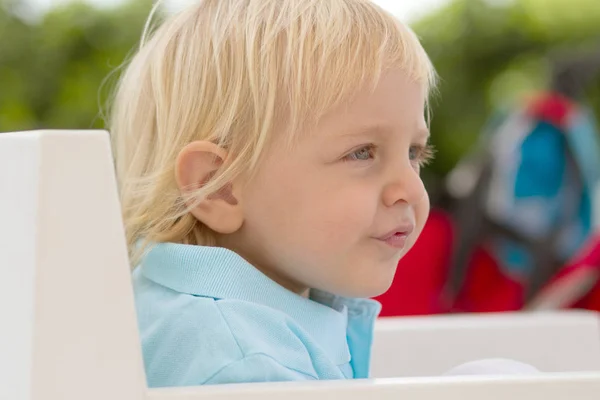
371,311,600,378
2,130,600,400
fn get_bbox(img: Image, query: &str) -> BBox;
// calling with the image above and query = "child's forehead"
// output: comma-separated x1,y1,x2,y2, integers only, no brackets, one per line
302,72,429,131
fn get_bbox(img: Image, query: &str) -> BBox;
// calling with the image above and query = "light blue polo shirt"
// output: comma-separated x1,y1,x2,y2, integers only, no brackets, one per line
132,243,381,387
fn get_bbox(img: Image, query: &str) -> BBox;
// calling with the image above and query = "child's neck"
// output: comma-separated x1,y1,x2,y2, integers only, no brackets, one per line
214,238,311,297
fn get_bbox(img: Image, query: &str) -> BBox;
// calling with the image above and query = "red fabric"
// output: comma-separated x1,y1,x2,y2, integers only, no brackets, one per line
575,281,600,311
453,245,524,313
375,209,454,316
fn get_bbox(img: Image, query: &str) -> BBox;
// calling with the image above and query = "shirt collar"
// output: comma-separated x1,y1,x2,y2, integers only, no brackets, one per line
139,243,381,366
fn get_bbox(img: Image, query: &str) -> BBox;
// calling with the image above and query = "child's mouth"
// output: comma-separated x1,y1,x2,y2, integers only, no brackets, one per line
375,224,414,249
380,232,409,249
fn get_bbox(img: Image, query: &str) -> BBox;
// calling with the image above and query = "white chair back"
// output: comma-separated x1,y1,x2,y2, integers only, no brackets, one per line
0,131,146,400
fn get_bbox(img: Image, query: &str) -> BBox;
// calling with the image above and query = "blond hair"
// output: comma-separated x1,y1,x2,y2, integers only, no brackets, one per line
110,0,436,264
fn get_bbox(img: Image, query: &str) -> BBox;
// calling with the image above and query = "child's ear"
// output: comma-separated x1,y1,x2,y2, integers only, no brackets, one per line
175,141,243,234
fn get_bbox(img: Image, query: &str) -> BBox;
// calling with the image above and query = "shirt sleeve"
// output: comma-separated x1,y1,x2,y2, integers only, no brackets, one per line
203,353,316,385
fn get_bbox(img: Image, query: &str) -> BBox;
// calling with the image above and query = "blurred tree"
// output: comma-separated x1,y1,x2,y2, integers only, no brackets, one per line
0,0,152,131
0,0,599,185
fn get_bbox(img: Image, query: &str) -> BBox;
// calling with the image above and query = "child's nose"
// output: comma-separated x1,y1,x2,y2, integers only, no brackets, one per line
382,165,427,208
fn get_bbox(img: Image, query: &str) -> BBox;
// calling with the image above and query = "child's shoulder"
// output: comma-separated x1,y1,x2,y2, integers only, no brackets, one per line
132,270,318,386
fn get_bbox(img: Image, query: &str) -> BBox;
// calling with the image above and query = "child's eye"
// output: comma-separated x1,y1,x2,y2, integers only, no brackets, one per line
344,145,376,162
409,143,436,167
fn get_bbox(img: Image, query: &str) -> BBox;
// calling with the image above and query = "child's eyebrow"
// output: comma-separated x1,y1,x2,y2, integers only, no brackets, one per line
337,124,430,141
338,124,392,139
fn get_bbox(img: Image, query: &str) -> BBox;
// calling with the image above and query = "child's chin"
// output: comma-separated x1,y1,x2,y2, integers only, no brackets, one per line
341,276,395,299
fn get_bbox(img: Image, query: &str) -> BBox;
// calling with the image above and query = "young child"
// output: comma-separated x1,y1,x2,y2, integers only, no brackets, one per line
111,0,436,388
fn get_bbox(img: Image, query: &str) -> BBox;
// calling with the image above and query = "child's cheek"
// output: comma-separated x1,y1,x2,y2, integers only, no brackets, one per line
412,193,431,244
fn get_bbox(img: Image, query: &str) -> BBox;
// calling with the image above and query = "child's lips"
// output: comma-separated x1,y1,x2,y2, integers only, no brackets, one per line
380,232,409,249
374,224,414,250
